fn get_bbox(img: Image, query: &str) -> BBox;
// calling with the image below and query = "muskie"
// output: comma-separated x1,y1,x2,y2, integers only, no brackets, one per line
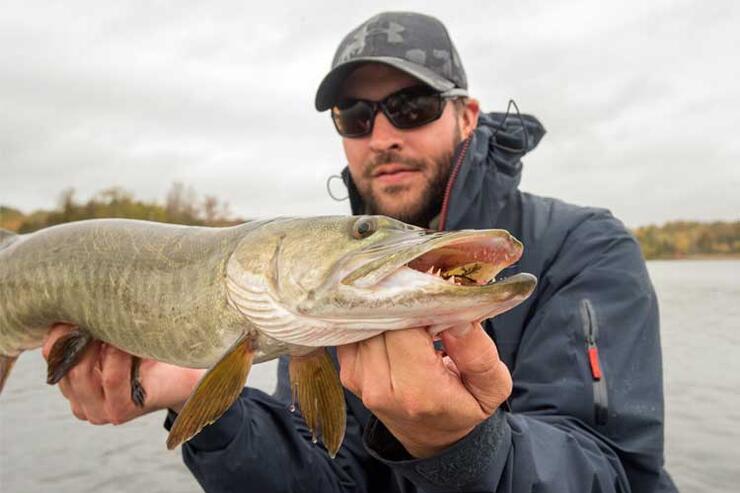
0,216,536,456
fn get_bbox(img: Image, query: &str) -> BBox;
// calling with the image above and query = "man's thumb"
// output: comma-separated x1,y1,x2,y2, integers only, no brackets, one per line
440,322,512,415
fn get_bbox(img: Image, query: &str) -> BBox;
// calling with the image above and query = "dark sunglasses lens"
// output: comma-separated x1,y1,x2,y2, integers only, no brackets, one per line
332,101,374,137
384,91,443,129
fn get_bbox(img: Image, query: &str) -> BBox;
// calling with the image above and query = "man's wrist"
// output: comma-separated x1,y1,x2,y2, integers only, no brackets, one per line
363,410,512,491
398,424,477,459
159,367,205,413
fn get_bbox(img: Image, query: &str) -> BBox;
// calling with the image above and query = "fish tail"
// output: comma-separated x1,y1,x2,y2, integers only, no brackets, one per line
0,354,19,396
0,228,19,251
1,229,21,396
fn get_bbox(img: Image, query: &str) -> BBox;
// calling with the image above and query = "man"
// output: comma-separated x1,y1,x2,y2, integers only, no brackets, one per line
43,11,676,492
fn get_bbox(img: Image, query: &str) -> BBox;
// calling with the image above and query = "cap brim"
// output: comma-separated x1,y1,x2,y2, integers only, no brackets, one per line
315,56,457,111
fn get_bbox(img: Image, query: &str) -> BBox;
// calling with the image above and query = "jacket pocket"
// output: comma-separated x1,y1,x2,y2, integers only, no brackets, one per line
580,299,609,425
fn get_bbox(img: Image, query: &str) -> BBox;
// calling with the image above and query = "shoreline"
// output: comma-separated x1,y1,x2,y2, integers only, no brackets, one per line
646,254,740,261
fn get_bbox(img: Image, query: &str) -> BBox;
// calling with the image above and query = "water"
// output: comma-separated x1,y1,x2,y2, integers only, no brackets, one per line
653,260,740,491
1,260,738,492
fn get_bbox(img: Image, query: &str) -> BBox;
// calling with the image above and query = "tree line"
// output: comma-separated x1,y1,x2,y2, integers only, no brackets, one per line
633,220,739,259
1,185,738,259
0,183,240,233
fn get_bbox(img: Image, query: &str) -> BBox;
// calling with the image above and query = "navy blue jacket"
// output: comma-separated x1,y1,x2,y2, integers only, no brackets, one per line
167,112,677,492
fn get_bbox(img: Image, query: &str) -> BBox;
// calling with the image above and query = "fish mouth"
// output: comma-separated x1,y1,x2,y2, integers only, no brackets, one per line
341,229,536,295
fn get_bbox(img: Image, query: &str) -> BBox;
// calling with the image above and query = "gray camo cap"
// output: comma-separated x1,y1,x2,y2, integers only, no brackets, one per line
315,11,468,111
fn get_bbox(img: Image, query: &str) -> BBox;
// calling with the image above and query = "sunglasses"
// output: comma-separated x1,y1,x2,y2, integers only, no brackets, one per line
331,85,467,138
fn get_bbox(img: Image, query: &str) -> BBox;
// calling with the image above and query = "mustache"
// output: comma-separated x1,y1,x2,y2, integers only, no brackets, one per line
363,152,426,178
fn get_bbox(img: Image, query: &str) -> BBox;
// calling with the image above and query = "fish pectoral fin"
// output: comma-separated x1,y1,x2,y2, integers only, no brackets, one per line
46,327,93,384
0,354,19,395
166,335,254,450
289,349,347,458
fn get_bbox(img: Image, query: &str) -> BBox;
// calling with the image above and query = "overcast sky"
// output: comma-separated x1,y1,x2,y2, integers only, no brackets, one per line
1,0,738,227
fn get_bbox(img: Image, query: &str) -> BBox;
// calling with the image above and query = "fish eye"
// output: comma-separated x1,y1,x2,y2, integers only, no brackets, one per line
352,217,377,239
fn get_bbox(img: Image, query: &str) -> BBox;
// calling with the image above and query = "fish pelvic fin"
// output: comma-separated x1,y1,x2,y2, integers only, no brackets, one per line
46,328,93,384
289,349,347,458
166,334,254,450
130,356,146,407
0,354,19,396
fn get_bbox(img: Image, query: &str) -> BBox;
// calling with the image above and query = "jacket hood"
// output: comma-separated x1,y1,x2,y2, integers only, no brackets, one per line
340,110,546,229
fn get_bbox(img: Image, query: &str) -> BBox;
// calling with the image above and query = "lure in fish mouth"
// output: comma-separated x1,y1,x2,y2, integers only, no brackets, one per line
226,215,537,347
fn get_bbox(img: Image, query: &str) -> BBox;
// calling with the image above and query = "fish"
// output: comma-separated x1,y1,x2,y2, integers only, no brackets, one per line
0,216,536,457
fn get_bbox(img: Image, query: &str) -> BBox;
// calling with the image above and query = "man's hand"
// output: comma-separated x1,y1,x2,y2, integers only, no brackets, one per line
42,323,205,425
337,322,512,458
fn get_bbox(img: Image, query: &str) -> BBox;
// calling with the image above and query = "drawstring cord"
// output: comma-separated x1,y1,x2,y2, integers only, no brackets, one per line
493,99,530,153
326,174,349,201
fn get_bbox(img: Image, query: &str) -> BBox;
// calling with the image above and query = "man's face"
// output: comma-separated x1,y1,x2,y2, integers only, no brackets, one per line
338,64,476,227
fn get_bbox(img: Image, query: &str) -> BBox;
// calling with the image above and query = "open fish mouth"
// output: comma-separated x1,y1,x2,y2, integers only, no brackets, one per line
341,229,535,293
406,234,522,286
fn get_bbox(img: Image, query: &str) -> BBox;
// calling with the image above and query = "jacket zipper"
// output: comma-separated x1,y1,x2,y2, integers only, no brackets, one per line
580,299,609,425
438,136,473,231
436,135,513,409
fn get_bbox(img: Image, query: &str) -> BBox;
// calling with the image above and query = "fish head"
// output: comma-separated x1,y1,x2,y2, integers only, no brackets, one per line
226,216,536,346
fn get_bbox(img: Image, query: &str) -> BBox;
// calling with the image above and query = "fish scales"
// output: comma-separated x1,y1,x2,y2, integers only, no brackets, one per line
0,219,259,367
0,216,538,456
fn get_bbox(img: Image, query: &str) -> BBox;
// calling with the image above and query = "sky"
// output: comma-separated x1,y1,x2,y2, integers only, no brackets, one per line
0,0,738,227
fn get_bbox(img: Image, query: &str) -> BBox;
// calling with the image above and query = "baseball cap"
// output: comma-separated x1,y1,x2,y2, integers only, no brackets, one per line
315,12,468,111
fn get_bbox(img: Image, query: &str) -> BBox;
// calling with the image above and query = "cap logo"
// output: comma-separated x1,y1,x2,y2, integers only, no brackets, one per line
337,20,405,63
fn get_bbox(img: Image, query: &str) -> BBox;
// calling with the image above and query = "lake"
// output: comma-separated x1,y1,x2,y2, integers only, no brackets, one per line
1,260,738,492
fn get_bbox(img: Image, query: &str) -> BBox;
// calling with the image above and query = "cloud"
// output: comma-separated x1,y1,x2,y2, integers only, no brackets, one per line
0,1,738,226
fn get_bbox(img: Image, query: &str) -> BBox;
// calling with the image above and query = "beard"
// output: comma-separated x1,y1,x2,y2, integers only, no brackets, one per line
359,123,463,228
